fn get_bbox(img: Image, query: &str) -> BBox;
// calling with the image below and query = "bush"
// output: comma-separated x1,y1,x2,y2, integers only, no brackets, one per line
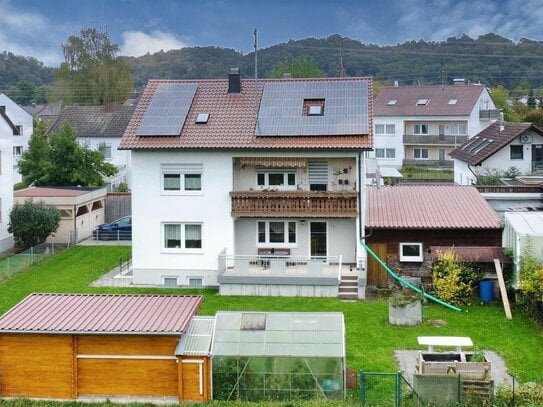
476,168,503,185
432,250,476,306
494,382,543,406
516,238,543,325
8,200,61,250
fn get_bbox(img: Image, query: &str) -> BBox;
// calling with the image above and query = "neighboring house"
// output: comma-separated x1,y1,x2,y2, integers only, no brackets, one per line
365,185,503,286
14,186,107,244
120,71,373,298
0,293,208,402
503,211,543,284
372,84,497,170
21,102,62,122
450,122,543,185
0,93,33,184
47,102,135,188
0,136,14,252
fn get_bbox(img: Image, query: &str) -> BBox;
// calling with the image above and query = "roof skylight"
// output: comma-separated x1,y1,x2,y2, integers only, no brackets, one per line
448,99,458,105
387,99,397,106
416,98,429,106
196,113,210,124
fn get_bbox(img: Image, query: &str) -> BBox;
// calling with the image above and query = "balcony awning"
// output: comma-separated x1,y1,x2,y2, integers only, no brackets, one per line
239,157,306,168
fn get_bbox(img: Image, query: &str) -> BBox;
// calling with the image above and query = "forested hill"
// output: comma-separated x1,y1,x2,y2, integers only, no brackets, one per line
3,33,543,92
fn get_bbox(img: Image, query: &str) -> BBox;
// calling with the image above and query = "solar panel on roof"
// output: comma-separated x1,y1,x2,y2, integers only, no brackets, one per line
137,83,198,136
256,81,369,136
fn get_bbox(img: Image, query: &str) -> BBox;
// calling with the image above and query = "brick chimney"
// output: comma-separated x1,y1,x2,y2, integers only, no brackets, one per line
104,101,115,113
228,68,241,93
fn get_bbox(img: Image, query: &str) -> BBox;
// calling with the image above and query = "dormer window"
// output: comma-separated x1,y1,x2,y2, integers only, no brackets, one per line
387,99,397,106
303,99,325,116
416,98,429,106
196,113,209,124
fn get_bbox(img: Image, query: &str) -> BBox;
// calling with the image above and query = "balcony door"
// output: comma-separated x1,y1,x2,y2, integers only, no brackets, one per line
533,144,543,172
310,222,327,258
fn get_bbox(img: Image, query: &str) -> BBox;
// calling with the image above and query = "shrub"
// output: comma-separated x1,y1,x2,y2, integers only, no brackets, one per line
504,166,521,179
516,238,543,324
8,200,61,250
476,168,503,185
432,250,474,306
494,382,543,406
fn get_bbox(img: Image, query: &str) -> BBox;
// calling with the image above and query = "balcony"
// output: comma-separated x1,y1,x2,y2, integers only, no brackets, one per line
479,109,500,120
403,134,468,145
402,159,453,169
230,191,358,218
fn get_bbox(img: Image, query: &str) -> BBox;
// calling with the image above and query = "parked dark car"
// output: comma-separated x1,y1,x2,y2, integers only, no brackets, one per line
92,216,132,240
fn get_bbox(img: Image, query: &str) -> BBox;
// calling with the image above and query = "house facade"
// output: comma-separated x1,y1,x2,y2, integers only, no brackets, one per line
0,93,33,184
47,102,135,189
450,122,543,185
0,135,14,252
372,84,497,170
365,185,503,286
120,73,373,298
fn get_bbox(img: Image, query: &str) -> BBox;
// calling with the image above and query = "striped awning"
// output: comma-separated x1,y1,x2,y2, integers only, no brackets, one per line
239,157,306,168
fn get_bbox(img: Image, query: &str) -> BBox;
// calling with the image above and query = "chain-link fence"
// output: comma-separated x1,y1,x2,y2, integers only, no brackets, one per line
0,242,68,283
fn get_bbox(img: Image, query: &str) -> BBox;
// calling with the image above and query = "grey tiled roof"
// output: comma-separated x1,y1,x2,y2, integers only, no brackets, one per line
48,104,135,138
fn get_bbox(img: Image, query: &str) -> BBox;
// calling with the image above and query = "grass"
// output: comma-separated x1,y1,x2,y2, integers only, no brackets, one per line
0,246,542,384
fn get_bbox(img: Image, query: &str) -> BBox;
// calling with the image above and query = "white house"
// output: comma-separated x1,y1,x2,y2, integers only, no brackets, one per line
450,122,543,185
119,72,373,298
0,136,14,252
0,93,33,184
47,102,135,189
372,84,497,170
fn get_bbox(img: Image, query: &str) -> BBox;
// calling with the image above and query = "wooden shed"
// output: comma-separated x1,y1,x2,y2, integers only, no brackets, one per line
0,293,211,403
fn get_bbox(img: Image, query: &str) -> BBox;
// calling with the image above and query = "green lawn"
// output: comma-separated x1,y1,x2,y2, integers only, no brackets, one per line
1,246,542,383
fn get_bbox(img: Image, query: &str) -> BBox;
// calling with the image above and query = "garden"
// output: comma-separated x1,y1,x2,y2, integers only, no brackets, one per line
0,245,542,406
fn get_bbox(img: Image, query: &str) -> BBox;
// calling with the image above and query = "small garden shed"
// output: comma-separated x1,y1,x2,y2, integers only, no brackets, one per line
211,311,345,401
0,293,208,402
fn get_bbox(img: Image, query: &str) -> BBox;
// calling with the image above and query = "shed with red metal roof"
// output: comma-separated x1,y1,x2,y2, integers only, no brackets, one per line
364,185,503,286
0,293,210,402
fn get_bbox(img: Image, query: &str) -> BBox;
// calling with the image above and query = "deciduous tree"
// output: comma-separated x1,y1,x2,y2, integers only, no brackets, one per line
267,57,325,78
8,201,61,250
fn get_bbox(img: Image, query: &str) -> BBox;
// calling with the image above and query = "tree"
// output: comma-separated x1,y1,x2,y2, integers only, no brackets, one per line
54,27,133,105
267,56,325,78
8,80,36,105
491,85,521,122
18,122,117,187
527,88,537,109
8,201,60,250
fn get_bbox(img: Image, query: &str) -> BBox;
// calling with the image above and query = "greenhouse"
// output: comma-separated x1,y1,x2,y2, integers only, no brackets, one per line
211,311,345,401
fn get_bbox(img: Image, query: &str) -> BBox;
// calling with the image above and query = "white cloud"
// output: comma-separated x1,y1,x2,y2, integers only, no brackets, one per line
120,30,188,57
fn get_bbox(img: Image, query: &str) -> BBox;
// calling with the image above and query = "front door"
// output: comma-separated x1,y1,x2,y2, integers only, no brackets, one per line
367,243,388,287
533,144,543,172
181,359,206,402
310,222,327,257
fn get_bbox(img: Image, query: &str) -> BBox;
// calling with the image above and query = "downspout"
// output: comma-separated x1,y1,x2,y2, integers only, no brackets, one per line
468,164,478,185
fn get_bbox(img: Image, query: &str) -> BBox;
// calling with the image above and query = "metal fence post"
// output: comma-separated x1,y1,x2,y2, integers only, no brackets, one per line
359,371,364,406
396,372,401,407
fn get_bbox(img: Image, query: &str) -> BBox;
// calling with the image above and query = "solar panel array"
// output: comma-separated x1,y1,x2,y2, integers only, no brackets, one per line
256,81,369,136
137,83,198,136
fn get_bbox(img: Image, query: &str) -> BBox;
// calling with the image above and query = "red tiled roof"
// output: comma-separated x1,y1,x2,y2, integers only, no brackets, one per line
366,185,502,229
450,122,543,165
430,246,509,263
0,294,202,334
374,85,486,116
14,186,102,198
119,77,373,151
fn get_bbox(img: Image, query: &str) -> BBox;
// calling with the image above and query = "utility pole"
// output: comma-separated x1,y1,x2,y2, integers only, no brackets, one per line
254,28,258,81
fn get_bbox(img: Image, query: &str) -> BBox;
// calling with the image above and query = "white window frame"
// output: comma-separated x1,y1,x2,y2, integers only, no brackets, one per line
375,124,395,135
414,148,429,159
375,148,396,159
414,124,429,135
256,220,297,247
13,146,23,156
256,169,297,190
162,222,203,253
450,123,467,135
161,164,203,195
399,242,423,262
162,276,179,287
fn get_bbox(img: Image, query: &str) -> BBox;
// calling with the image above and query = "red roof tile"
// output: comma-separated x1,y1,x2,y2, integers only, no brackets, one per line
374,85,486,116
119,77,373,151
366,185,502,229
0,294,202,334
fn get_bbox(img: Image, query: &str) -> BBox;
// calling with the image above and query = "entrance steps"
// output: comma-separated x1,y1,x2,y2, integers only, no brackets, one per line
338,275,358,300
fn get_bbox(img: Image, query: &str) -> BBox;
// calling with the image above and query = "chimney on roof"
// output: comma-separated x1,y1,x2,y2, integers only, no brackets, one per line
394,80,399,87
228,68,241,93
104,101,115,113
453,78,465,86
499,111,504,132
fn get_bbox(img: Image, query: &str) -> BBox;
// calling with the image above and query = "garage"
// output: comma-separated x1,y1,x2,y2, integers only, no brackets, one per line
0,293,205,402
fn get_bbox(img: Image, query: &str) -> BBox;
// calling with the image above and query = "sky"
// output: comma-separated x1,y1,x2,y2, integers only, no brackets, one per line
2,0,543,67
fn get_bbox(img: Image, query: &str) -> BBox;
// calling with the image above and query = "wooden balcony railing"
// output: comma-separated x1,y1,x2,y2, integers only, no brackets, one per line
230,191,358,218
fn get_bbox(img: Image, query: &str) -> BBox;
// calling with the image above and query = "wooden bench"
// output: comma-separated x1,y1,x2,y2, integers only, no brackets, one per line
417,336,473,353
